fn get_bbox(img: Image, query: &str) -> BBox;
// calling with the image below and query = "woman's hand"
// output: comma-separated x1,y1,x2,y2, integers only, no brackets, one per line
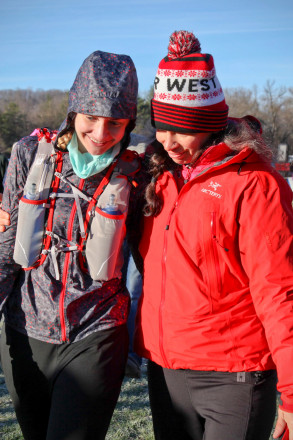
0,201,10,232
273,408,293,439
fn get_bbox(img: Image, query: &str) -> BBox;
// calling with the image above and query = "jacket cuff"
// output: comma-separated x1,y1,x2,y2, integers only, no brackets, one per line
280,395,293,413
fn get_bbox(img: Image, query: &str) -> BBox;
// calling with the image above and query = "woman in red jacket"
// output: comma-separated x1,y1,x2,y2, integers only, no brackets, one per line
134,31,293,440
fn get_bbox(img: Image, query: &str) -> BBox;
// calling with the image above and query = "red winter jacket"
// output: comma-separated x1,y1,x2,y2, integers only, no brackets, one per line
135,141,293,411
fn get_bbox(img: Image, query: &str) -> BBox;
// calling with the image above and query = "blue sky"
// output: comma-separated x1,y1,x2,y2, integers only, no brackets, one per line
1,0,292,95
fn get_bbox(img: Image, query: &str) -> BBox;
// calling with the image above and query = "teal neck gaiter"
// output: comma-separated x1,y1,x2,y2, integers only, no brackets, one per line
67,132,121,179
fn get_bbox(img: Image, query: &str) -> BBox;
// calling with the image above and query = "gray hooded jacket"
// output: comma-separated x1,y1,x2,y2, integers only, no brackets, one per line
0,51,147,344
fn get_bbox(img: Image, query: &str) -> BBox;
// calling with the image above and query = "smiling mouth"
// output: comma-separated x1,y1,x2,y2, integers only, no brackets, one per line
88,135,109,145
168,150,185,158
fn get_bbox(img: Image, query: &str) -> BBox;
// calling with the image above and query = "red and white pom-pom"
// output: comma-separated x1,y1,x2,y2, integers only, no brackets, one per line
168,30,201,60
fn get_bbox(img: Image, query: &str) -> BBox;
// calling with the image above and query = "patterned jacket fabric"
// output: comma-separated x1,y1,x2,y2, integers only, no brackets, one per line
0,50,147,344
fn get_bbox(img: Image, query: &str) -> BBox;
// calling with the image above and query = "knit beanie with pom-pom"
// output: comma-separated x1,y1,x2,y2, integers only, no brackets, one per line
151,30,229,133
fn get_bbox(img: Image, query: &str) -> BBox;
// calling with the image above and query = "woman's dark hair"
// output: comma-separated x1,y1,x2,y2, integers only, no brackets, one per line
143,139,177,217
120,119,136,151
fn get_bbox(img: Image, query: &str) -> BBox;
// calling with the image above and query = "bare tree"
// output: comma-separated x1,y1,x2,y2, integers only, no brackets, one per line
224,86,260,118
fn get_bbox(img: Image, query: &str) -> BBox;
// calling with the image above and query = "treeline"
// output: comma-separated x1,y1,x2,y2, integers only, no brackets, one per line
224,81,293,158
0,81,292,157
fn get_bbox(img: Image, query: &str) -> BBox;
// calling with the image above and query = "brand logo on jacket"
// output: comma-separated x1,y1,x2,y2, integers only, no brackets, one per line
201,181,222,198
208,181,221,191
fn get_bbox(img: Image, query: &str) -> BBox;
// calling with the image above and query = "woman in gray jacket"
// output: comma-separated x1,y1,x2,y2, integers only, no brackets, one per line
0,50,146,440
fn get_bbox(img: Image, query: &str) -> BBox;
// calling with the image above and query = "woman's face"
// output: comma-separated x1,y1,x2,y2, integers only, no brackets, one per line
156,130,212,165
75,113,130,155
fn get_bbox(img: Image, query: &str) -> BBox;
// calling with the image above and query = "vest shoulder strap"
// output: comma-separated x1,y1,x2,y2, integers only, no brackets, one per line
115,149,141,179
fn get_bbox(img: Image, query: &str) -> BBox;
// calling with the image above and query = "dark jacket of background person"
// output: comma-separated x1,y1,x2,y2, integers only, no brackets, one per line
0,153,9,193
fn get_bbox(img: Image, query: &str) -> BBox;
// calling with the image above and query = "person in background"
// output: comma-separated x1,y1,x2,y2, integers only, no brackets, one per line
123,240,143,378
134,31,293,440
0,153,9,195
0,50,147,440
123,133,154,380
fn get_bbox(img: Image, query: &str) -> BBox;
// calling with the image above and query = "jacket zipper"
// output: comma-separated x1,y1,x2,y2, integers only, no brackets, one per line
59,178,85,342
159,174,193,366
211,212,222,293
159,200,178,367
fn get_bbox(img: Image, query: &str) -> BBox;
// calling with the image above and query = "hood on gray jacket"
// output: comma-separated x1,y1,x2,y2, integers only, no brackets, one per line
68,50,138,120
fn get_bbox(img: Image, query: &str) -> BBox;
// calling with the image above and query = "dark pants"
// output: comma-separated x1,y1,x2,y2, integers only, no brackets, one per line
1,323,128,440
148,360,277,440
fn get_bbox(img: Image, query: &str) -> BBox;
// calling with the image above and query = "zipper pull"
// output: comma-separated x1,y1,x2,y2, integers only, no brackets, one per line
213,236,229,252
165,202,178,230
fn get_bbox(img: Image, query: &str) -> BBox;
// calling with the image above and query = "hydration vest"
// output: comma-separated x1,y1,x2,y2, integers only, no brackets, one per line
13,130,141,281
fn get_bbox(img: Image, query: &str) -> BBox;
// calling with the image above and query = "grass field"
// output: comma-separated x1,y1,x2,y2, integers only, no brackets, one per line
0,361,278,440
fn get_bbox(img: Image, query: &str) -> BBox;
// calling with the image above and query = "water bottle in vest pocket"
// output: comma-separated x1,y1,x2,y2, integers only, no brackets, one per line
13,139,55,268
85,173,131,281
14,190,47,268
